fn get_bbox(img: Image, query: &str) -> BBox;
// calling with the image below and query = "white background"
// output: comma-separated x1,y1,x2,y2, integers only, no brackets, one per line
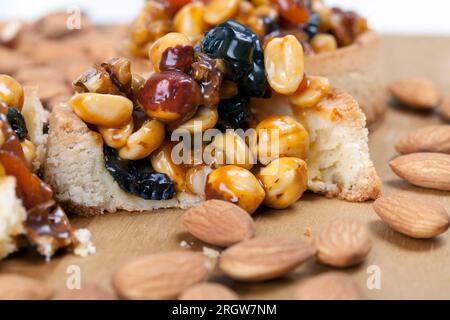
0,0,449,35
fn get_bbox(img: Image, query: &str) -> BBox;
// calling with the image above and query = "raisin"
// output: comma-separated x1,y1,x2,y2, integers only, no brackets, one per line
160,45,195,74
303,13,319,39
103,145,175,200
138,71,202,123
216,95,250,131
6,107,27,140
201,20,268,98
272,0,310,25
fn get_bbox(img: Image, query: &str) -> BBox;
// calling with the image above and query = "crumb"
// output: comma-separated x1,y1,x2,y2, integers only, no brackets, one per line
179,240,191,249
304,227,313,237
74,229,96,257
202,246,220,260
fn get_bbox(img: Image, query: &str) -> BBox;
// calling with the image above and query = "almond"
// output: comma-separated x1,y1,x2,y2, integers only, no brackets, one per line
373,194,450,239
389,78,441,109
183,200,256,247
112,251,212,300
179,283,239,300
0,274,54,300
315,217,372,267
395,125,450,154
390,153,450,191
219,236,316,282
54,284,115,300
294,272,363,300
441,97,450,121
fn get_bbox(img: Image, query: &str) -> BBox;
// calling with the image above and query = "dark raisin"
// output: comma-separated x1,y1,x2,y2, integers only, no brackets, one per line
216,95,250,131
201,20,268,98
159,45,195,73
7,107,28,140
303,12,319,39
103,145,175,200
262,16,280,36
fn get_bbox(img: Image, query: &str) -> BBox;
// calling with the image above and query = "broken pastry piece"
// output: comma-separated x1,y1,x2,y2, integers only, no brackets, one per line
0,75,94,260
45,20,380,216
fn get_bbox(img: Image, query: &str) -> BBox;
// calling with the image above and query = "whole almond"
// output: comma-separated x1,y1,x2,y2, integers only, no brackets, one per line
54,284,115,300
112,251,212,300
373,194,450,239
315,217,372,267
441,97,450,120
219,237,316,282
389,78,441,109
183,200,256,247
390,153,450,191
395,125,450,154
179,283,239,300
0,274,54,300
294,272,363,300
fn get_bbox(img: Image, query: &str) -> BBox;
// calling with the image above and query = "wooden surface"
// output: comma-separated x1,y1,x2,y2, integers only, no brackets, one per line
1,35,450,300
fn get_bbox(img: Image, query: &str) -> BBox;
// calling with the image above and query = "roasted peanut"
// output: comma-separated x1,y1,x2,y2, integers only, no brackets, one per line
264,35,305,95
310,34,337,53
98,118,134,149
0,163,5,177
174,106,218,133
69,93,133,127
186,165,213,197
0,74,24,110
174,2,206,38
149,33,191,72
246,5,279,37
257,157,308,209
118,120,165,160
205,165,265,214
312,0,332,31
21,139,36,169
210,131,255,170
256,115,310,163
205,0,241,25
151,142,187,192
131,74,145,98
289,75,330,109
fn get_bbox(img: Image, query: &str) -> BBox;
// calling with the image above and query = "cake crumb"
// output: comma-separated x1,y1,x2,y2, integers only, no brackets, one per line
304,227,313,237
202,246,220,260
74,229,96,257
179,240,191,249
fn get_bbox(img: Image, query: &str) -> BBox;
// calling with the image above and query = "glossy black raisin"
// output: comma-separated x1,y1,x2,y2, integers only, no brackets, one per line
303,13,319,39
201,20,268,98
6,107,28,140
103,145,175,200
216,95,249,131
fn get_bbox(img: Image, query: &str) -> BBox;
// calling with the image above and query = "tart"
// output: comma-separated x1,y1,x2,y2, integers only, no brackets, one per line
0,75,94,260
126,0,385,125
45,20,380,216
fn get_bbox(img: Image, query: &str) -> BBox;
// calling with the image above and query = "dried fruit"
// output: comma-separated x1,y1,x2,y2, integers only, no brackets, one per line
183,200,256,247
179,283,239,300
219,236,316,282
112,251,211,299
315,217,372,267
272,0,310,25
159,45,195,73
0,274,54,300
389,78,441,109
216,95,249,131
395,125,450,154
103,145,175,200
390,153,450,191
6,107,27,139
294,272,363,300
373,194,450,239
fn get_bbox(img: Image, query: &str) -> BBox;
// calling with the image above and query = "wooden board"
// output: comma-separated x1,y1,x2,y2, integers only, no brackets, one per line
1,35,450,300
